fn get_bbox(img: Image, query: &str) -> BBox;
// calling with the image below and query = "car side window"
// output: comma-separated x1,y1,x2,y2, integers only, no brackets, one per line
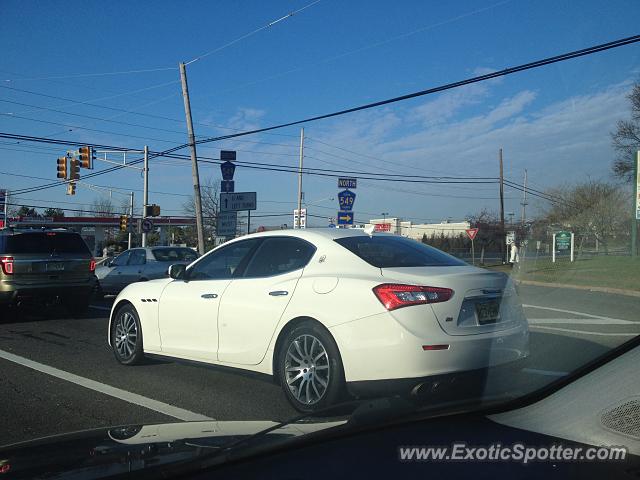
243,237,315,278
111,251,131,267
128,250,146,266
188,239,260,281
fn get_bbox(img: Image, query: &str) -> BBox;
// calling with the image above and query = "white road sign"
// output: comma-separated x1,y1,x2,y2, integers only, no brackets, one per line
141,218,153,233
220,192,257,212
293,208,307,229
216,211,237,236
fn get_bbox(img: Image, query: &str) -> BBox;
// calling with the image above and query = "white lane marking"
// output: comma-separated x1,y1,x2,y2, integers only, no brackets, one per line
523,304,631,323
0,349,212,422
90,305,112,312
528,318,633,325
522,368,568,377
529,325,638,337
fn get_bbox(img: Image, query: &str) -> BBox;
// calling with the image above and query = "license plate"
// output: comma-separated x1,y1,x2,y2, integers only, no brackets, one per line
46,262,65,272
476,301,500,324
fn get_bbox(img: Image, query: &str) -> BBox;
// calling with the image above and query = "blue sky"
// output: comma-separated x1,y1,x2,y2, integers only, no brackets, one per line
1,0,639,226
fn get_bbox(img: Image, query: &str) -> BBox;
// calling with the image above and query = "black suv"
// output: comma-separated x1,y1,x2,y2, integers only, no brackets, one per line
0,229,97,316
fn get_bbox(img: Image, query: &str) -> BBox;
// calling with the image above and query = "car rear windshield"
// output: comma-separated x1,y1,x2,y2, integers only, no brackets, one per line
335,235,466,268
152,248,198,262
1,232,91,255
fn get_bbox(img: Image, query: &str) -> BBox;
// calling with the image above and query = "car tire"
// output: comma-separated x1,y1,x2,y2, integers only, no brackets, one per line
64,295,91,318
278,321,345,413
111,304,144,366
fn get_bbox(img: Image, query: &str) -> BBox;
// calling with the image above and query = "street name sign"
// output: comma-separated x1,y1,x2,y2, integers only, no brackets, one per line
220,192,257,212
338,178,357,189
337,211,354,226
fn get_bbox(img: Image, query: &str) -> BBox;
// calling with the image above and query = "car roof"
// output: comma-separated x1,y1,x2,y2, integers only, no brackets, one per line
231,228,390,243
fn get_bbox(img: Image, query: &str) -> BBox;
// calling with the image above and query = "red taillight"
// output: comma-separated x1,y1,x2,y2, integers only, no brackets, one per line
0,256,14,275
373,284,453,311
89,258,96,272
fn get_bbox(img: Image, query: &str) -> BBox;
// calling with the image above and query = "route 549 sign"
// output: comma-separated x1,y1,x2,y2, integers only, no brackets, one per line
337,189,356,211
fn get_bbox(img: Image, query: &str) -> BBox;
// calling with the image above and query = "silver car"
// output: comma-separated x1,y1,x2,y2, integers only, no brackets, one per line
96,247,198,295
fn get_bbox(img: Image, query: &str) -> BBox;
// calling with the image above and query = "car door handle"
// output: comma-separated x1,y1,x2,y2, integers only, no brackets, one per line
201,293,218,299
269,290,289,296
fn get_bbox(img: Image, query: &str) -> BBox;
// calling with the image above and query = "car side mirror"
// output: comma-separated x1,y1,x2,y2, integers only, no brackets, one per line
168,263,186,280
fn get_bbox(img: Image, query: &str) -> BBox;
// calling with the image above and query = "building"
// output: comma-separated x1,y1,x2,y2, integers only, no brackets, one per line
367,218,470,241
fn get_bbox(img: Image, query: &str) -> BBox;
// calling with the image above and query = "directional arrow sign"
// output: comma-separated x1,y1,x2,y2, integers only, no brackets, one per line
337,211,354,226
220,192,257,212
337,189,356,211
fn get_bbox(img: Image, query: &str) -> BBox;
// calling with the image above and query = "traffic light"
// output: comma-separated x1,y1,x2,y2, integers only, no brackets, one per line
119,215,128,231
78,146,94,169
56,157,67,179
70,159,80,180
145,204,160,217
66,182,76,196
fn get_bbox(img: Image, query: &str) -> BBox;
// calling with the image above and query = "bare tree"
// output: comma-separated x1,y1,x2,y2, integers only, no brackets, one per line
183,178,220,239
91,196,115,217
544,180,630,253
611,82,640,182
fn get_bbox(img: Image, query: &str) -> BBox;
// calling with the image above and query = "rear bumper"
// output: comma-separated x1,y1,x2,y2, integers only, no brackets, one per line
0,278,96,305
330,311,529,383
346,359,528,398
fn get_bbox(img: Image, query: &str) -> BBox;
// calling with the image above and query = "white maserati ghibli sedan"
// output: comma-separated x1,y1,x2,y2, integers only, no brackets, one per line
108,229,529,412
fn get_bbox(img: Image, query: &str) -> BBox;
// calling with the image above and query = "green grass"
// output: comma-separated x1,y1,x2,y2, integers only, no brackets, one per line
506,256,640,291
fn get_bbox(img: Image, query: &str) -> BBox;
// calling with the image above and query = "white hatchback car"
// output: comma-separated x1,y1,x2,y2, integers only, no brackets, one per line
108,229,529,412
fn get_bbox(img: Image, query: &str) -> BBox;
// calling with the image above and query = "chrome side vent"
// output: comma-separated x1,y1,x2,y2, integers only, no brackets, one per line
600,397,640,440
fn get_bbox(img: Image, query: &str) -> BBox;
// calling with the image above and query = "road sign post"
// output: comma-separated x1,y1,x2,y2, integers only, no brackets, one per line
632,151,639,257
0,189,7,230
466,228,479,265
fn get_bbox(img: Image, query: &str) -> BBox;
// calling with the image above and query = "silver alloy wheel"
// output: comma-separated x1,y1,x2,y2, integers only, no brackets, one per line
114,311,138,360
284,334,330,405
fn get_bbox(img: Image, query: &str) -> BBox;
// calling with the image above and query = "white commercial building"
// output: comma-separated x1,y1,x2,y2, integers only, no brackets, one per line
367,218,470,241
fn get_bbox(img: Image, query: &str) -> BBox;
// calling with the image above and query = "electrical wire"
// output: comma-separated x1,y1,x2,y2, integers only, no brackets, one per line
185,0,322,65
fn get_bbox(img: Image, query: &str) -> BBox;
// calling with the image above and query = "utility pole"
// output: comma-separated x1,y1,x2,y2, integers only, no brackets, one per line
142,145,149,247
296,127,305,229
499,148,505,263
179,62,206,254
128,191,134,250
521,169,528,226
632,150,639,257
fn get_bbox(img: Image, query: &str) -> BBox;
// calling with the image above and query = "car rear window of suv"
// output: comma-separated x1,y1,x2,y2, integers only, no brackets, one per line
335,235,466,268
2,232,91,255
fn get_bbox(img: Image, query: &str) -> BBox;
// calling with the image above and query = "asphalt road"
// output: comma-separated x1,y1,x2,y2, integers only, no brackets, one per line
0,284,638,447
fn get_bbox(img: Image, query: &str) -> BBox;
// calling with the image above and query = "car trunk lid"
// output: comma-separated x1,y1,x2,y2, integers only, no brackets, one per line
381,266,522,335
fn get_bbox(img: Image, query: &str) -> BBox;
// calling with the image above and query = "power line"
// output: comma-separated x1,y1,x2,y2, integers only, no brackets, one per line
185,0,322,65
186,34,640,148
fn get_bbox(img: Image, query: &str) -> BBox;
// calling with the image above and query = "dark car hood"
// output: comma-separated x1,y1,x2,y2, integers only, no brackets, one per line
0,419,345,479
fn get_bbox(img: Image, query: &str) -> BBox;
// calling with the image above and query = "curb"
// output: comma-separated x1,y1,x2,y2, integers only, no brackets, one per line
515,279,640,298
